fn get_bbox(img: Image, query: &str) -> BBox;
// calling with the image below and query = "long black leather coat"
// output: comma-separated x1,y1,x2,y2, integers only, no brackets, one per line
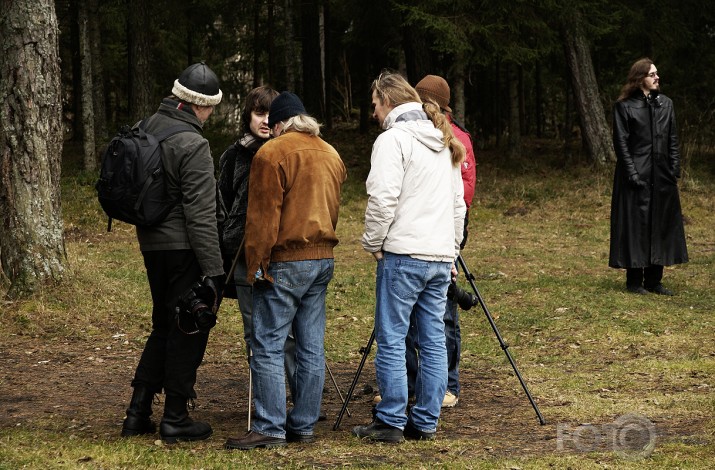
609,92,688,268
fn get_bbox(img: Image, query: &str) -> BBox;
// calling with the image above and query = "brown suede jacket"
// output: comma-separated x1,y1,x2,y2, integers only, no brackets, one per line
244,130,347,283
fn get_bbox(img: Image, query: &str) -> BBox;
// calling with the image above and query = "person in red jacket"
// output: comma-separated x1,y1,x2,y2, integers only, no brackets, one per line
412,75,476,408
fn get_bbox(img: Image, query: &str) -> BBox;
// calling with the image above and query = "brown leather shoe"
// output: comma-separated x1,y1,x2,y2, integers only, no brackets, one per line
224,431,287,450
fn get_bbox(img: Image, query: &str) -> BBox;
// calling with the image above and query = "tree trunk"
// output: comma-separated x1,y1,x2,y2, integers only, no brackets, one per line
252,2,261,88
267,0,275,86
89,0,107,143
300,0,323,118
561,12,615,166
402,22,432,84
69,0,82,141
451,60,466,123
507,63,521,158
283,0,296,91
78,0,96,171
494,58,502,147
0,0,67,298
128,0,152,120
322,2,333,129
535,61,544,138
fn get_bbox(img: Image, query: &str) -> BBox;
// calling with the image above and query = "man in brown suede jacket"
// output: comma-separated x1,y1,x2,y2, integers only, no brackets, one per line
225,92,347,450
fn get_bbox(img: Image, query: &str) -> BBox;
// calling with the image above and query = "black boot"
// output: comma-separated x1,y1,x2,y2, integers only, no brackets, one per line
160,395,212,443
121,387,156,437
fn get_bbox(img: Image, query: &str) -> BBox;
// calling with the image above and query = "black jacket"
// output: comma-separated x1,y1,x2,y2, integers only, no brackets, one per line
609,92,688,268
217,133,264,254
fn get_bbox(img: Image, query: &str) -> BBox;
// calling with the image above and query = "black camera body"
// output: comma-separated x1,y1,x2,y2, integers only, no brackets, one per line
175,278,218,334
447,282,478,310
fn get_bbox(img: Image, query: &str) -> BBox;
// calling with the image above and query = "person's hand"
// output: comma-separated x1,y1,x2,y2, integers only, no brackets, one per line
372,251,384,261
207,275,225,312
628,174,648,189
451,263,458,283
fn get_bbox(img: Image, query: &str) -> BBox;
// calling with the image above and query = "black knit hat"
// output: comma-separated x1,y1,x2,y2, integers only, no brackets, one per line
268,91,307,128
172,62,223,106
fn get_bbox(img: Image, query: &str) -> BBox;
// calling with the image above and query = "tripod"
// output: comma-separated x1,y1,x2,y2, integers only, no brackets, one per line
333,254,546,430
456,253,546,425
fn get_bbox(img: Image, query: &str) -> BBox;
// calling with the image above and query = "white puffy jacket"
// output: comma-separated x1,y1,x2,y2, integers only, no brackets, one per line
361,102,465,262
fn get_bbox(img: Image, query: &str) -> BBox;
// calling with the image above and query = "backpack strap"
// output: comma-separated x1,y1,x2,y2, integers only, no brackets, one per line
131,122,199,220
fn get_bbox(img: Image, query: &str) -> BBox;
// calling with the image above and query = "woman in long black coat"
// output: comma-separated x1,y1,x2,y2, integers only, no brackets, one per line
609,58,688,295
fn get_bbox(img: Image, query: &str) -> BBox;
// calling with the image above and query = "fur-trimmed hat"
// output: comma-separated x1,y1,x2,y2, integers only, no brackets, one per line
268,91,307,128
415,75,451,113
172,62,223,106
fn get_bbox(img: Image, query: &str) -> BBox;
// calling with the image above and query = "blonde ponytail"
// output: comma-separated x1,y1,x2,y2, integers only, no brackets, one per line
372,70,465,167
423,100,465,167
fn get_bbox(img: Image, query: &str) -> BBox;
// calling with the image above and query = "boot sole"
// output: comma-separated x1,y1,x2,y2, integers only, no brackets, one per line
161,430,213,443
354,435,404,443
121,428,156,437
352,431,404,443
224,441,287,450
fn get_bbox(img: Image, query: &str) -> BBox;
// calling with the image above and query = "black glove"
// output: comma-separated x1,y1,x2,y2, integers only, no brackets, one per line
205,275,226,313
627,174,648,189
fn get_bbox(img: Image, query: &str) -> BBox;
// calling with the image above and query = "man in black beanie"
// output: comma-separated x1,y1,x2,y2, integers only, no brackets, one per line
120,62,225,443
224,92,347,450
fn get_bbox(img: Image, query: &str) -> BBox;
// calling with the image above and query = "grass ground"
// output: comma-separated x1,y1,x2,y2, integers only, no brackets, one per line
1,127,713,469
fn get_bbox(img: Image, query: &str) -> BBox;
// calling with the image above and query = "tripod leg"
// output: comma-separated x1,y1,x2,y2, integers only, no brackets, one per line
332,328,375,431
457,254,546,425
325,358,351,417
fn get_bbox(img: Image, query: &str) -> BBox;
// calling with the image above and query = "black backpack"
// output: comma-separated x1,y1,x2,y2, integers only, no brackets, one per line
96,120,197,231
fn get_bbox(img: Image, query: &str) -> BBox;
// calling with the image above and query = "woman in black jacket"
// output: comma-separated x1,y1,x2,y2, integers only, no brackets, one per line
609,58,688,295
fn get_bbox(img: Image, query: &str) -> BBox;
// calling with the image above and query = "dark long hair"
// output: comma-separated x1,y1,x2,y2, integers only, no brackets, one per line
617,58,653,101
240,86,279,135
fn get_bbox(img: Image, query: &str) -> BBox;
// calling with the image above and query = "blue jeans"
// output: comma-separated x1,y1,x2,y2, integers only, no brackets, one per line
250,258,334,438
373,252,450,432
234,260,296,381
406,296,460,397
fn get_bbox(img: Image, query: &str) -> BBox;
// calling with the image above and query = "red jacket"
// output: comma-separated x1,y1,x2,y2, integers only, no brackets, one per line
449,117,476,209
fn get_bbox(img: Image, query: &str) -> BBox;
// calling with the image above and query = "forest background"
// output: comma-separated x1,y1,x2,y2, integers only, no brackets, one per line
1,1,714,468
1,0,715,292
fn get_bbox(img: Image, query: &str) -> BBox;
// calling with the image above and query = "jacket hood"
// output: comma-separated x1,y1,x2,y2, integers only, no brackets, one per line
383,102,445,153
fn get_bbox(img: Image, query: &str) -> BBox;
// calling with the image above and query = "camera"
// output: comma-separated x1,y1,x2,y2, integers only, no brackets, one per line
175,279,218,334
447,282,478,310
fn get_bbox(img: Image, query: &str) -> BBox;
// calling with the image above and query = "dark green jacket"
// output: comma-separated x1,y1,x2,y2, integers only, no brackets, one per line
136,99,224,277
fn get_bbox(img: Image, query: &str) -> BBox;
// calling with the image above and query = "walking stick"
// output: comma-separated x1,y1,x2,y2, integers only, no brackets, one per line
247,350,253,431
222,243,257,431
457,254,546,425
333,328,375,430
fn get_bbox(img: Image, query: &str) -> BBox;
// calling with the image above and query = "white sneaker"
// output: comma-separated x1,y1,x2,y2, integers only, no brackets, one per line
442,391,458,408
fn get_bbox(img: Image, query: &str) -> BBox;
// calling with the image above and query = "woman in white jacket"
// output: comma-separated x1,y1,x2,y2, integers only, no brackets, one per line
353,70,466,442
